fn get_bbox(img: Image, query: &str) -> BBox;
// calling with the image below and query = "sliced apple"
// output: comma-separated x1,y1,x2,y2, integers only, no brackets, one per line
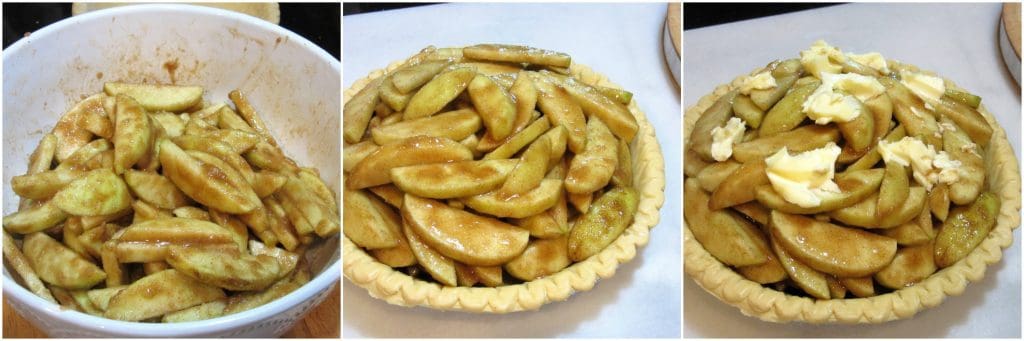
709,159,769,210
934,96,992,147
468,74,516,140
683,179,768,267
2,200,68,234
930,183,951,221
732,124,840,163
736,229,787,284
404,67,476,120
482,115,550,160
534,75,587,153
839,277,876,298
11,168,85,200
404,194,529,266
124,170,190,209
464,179,563,219
695,160,741,193
836,100,874,152
879,221,933,246
754,168,883,215
876,162,909,218
565,116,617,194
347,136,473,189
52,168,131,216
732,202,770,225
371,109,482,145
505,237,571,281
934,192,1000,268
454,263,504,287
167,245,284,291
342,188,401,249
463,44,571,68
104,269,224,321
875,243,937,289
511,192,569,239
104,82,203,112
22,232,106,289
941,117,985,205
830,187,926,228
390,159,518,199
390,60,451,93
343,141,379,172
402,220,456,286
770,235,829,299
500,137,550,195
770,211,897,277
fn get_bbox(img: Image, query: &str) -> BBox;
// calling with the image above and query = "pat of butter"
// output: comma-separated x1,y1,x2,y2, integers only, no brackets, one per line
800,40,846,78
901,71,946,104
877,136,961,190
764,142,842,208
802,73,881,124
710,117,746,161
739,72,777,95
846,52,890,74
828,73,885,102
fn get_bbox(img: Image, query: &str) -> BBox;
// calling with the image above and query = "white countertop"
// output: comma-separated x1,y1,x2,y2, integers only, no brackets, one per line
684,3,1021,338
343,3,681,338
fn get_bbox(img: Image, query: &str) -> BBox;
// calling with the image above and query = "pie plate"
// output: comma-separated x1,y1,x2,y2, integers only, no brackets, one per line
344,51,666,312
683,61,1021,323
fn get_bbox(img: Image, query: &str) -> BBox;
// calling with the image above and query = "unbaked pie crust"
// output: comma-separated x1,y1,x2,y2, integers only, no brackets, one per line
683,60,1021,323
344,54,666,312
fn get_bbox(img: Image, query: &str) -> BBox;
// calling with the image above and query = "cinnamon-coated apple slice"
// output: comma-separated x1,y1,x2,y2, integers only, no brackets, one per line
403,194,529,266
770,211,897,278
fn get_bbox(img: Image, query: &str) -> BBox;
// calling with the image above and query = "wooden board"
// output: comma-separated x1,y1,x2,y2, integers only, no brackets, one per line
1004,3,1021,57
668,3,681,55
3,282,339,338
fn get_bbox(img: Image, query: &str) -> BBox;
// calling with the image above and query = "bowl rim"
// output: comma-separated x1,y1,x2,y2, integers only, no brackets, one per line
682,60,1022,323
2,3,340,336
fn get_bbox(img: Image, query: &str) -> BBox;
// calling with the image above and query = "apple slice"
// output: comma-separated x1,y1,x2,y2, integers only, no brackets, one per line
770,211,897,277
874,243,937,289
683,179,768,267
167,245,284,291
829,187,926,228
403,194,529,266
342,188,401,249
505,237,571,281
347,136,473,189
104,269,224,321
839,277,875,298
22,232,106,289
390,159,518,199
755,168,883,214
371,109,482,145
402,220,456,286
709,159,768,209
52,168,131,216
941,117,985,205
771,235,829,299
736,229,787,284
104,82,203,112
463,179,563,219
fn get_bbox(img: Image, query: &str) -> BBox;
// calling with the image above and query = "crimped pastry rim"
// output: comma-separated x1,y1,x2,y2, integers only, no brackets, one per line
682,60,1022,323
343,51,667,313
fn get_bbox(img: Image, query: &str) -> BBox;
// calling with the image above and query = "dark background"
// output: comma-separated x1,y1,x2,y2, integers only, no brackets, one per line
684,3,840,30
341,2,840,30
2,2,340,59
343,3,435,16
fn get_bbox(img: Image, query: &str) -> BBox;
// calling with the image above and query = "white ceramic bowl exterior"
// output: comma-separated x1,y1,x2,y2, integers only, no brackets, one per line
2,4,340,337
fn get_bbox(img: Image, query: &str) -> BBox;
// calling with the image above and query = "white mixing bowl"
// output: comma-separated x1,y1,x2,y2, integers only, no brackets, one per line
2,4,340,337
